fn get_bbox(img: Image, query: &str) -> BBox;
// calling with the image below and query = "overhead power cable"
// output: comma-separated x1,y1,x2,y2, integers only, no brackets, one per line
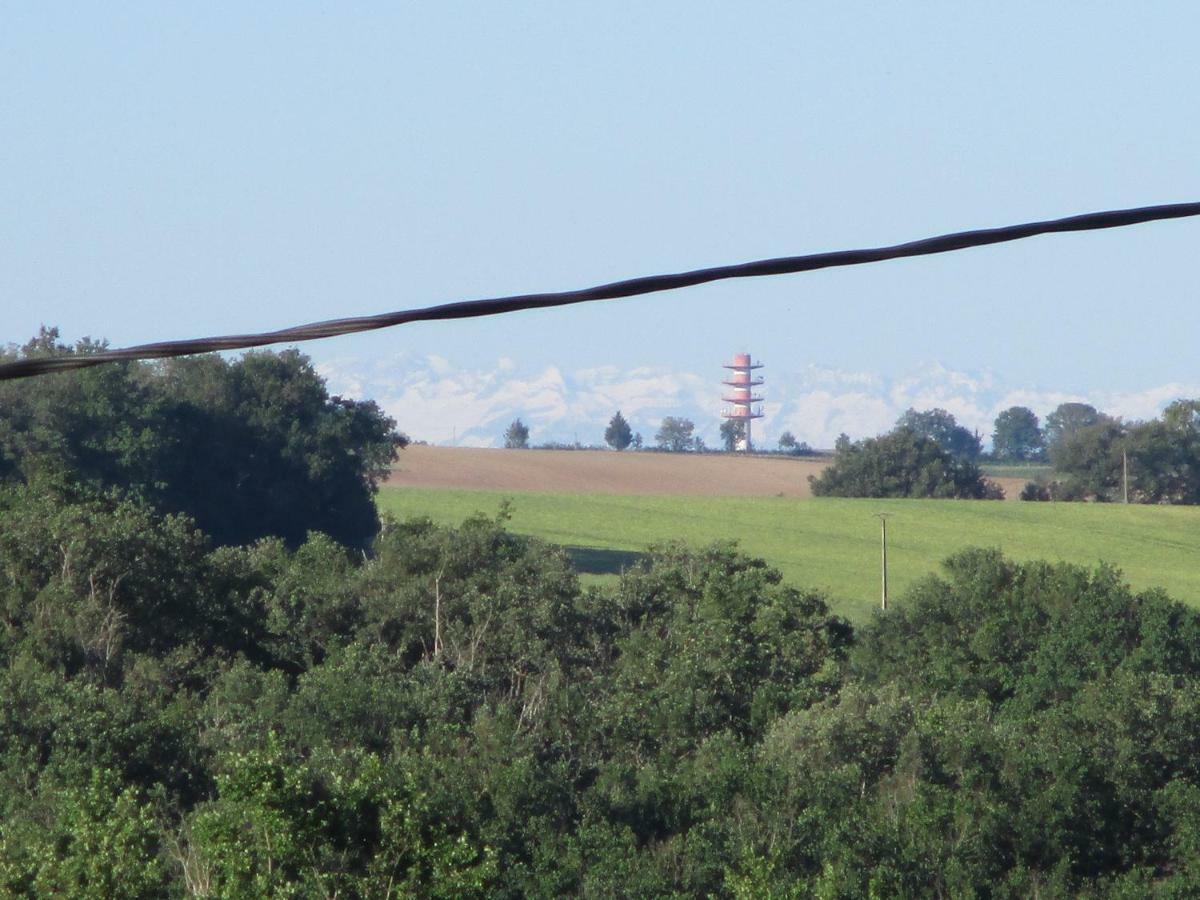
3,200,1199,382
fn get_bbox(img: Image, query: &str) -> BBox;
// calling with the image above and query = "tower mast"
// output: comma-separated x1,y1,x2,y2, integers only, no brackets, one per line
721,352,764,452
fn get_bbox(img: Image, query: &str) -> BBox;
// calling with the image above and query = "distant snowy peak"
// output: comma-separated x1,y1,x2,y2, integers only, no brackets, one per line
317,353,1200,450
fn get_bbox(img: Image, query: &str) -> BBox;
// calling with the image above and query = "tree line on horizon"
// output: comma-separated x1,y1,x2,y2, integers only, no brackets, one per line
502,400,1200,506
502,412,813,455
500,401,1089,460
812,400,1200,503
501,402,1047,454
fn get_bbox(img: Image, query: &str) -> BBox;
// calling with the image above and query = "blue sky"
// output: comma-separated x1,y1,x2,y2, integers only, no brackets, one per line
4,4,1199,445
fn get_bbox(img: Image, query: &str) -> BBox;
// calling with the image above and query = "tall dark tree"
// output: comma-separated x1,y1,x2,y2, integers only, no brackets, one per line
503,418,530,449
895,408,981,460
604,411,633,451
991,406,1045,461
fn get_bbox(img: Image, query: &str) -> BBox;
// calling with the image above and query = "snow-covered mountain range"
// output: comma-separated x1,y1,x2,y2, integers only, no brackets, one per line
317,353,1200,451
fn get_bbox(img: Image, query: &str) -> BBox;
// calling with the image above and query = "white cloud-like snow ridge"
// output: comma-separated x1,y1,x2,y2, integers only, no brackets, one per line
316,354,1200,450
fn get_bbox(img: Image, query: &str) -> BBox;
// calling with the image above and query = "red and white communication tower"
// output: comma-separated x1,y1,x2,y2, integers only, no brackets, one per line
721,352,764,452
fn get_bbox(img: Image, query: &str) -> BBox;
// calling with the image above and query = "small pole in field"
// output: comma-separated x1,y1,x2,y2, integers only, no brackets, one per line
874,513,891,611
433,575,443,659
1123,447,1129,504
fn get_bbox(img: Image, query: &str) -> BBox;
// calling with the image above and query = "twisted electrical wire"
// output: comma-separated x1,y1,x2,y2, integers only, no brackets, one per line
3,201,1198,381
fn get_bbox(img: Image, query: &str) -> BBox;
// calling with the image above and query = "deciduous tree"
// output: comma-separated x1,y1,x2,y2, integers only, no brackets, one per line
1049,419,1125,499
810,427,999,499
895,408,981,461
0,332,402,549
719,419,745,452
1044,402,1109,458
655,417,696,452
992,406,1045,461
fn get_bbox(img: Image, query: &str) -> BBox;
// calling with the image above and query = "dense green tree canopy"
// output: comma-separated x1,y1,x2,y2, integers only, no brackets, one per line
655,416,696,452
5,473,1200,894
604,410,632,451
1048,399,1200,504
992,405,1045,461
810,427,1000,499
895,407,982,460
11,346,1200,894
1044,401,1110,458
0,329,401,548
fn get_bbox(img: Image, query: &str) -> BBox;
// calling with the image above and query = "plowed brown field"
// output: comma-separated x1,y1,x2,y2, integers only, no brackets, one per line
386,446,1026,499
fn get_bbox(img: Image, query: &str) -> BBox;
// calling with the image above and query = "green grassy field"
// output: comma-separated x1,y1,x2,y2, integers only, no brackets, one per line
378,488,1200,623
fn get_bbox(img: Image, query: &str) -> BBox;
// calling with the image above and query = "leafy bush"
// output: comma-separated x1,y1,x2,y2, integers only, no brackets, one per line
1020,480,1051,501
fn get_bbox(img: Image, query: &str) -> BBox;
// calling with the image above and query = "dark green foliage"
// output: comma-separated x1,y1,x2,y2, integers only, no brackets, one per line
655,416,696,452
839,550,1200,889
9,409,1200,893
0,767,170,898
0,330,400,549
1046,398,1200,504
0,330,163,492
599,542,849,756
719,418,745,451
504,418,530,448
0,479,259,678
604,410,632,451
896,407,982,461
152,351,400,548
776,430,813,456
853,549,1200,706
1117,400,1200,504
1044,401,1108,454
1049,418,1126,499
810,426,1000,499
1020,479,1051,501
992,405,1045,461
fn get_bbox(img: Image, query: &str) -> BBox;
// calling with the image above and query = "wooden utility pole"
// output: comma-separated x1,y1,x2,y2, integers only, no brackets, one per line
875,514,891,611
1123,447,1129,504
